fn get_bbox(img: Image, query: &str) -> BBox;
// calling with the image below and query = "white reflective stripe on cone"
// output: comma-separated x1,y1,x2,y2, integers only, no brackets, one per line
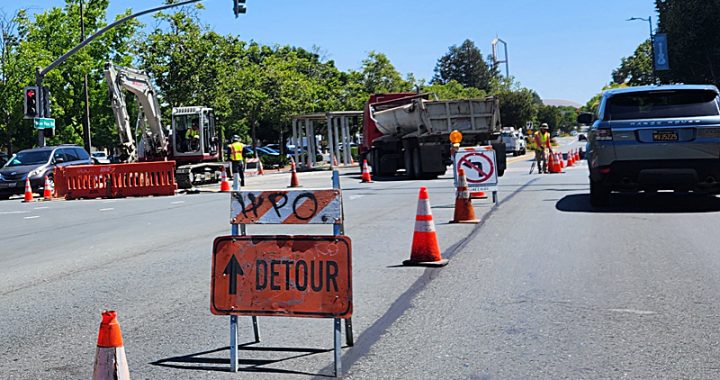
416,200,432,216
92,347,130,380
414,219,436,232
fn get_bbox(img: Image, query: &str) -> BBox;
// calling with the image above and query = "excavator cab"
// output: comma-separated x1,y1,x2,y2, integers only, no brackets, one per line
171,107,218,161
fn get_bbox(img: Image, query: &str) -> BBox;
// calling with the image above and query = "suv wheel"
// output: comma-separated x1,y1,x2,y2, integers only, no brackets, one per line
590,179,610,207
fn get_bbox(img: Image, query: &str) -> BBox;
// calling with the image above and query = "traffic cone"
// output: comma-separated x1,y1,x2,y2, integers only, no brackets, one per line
43,176,52,200
547,153,556,173
289,157,300,188
470,191,488,199
450,168,479,223
333,155,339,167
92,310,130,380
403,187,448,267
257,160,264,176
219,167,231,192
555,153,563,172
559,152,565,169
361,159,373,183
22,178,33,202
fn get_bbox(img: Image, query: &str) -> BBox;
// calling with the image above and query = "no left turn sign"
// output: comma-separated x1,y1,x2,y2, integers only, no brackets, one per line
453,147,499,189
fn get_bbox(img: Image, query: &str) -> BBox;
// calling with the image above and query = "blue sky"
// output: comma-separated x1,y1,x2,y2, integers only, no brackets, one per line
11,0,657,105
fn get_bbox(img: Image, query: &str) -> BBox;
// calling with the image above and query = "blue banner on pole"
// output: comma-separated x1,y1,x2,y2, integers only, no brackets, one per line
654,33,670,71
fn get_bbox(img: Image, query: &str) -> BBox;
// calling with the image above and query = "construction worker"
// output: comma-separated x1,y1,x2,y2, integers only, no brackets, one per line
227,135,245,186
186,120,200,151
533,123,553,174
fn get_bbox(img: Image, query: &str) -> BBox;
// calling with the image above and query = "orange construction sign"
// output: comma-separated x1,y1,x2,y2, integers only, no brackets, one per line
211,235,352,318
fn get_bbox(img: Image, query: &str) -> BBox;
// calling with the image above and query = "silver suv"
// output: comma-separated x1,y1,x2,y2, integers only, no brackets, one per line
579,85,720,206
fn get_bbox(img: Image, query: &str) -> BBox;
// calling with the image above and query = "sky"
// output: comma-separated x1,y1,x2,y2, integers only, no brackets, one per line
9,0,657,105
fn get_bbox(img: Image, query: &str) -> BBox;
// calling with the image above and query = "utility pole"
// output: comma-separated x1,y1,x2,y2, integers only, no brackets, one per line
627,16,656,84
80,0,92,153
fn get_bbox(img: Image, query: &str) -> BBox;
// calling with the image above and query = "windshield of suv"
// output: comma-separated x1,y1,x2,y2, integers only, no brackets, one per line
6,151,51,167
605,90,720,120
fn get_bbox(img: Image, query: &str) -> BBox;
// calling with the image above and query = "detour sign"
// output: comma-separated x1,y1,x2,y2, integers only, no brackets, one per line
211,235,352,318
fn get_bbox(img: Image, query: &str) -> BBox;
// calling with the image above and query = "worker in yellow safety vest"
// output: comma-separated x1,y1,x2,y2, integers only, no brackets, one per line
533,123,553,174
186,120,200,151
227,135,245,186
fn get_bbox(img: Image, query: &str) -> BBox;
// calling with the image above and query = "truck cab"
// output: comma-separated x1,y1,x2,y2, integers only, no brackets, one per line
171,107,219,163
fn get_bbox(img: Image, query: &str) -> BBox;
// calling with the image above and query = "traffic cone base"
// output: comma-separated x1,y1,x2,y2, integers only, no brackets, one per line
404,187,448,267
42,176,53,201
289,158,301,188
470,191,487,199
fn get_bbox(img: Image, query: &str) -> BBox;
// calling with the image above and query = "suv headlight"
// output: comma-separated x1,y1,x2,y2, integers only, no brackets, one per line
28,169,42,178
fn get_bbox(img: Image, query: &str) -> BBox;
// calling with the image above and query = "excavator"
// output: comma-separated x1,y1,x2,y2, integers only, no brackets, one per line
103,62,225,188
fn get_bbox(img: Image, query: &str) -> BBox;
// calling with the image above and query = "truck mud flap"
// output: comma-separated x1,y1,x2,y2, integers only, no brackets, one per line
491,142,507,177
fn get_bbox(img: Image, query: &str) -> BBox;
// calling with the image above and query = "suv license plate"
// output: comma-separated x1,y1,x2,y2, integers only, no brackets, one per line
653,131,678,141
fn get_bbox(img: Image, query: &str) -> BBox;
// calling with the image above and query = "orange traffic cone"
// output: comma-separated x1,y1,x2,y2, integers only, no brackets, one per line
43,176,52,200
257,160,264,176
360,159,373,183
289,157,300,188
559,152,565,169
22,178,33,202
219,167,231,192
547,153,556,173
403,187,448,267
450,168,479,223
470,191,488,199
333,155,339,167
92,310,130,380
576,150,580,162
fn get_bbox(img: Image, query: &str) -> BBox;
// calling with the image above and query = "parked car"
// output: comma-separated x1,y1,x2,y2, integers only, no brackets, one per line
500,129,527,156
580,84,720,206
0,145,92,200
91,151,111,164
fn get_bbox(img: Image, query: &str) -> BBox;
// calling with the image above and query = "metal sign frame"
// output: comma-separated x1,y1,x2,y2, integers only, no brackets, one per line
225,171,352,377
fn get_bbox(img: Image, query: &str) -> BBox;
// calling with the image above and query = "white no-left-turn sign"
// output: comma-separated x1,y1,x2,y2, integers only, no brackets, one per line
453,147,498,190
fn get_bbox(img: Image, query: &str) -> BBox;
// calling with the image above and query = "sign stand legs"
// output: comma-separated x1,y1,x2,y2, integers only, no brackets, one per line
334,318,342,377
345,318,354,346
230,315,238,372
492,191,498,204
252,316,260,342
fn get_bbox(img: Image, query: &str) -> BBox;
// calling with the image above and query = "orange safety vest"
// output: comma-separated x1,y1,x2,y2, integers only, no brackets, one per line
229,142,244,161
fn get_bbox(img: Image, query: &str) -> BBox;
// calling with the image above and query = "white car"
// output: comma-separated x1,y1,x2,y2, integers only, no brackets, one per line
501,130,527,156
91,151,111,164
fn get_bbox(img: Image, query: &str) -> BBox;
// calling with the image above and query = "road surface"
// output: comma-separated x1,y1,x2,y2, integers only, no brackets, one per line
3,138,720,379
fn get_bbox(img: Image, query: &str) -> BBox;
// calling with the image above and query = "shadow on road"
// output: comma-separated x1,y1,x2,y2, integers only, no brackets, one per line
150,342,336,377
556,192,720,213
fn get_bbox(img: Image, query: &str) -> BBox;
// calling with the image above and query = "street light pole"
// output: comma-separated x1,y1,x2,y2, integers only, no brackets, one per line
627,16,656,84
80,0,92,153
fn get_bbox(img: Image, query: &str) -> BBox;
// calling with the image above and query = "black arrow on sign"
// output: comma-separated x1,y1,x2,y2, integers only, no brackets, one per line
223,255,244,295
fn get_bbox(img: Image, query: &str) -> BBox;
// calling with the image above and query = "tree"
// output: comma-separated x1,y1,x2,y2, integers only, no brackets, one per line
421,80,486,100
432,39,493,92
656,0,720,85
496,88,539,129
612,40,654,85
536,105,563,132
358,51,410,95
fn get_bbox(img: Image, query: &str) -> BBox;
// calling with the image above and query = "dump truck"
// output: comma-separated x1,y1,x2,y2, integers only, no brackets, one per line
361,93,506,179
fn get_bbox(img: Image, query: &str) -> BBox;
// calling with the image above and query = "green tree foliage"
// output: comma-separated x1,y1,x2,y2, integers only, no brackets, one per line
420,80,486,100
0,1,138,153
358,51,411,94
536,105,563,132
612,40,654,85
497,88,539,129
432,39,493,92
656,0,720,85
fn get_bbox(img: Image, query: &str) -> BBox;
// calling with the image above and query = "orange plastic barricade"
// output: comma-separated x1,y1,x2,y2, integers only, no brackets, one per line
54,161,177,200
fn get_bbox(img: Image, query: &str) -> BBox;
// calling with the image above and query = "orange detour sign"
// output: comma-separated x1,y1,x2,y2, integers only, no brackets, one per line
211,235,352,318
230,189,342,224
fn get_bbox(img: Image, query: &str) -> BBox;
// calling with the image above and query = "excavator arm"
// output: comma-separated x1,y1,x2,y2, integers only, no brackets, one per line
104,62,168,162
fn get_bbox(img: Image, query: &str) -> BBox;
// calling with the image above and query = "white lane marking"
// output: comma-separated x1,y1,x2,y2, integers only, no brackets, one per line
349,195,365,200
99,208,114,212
608,308,656,315
23,216,40,220
0,211,30,215
171,201,185,204
34,206,49,210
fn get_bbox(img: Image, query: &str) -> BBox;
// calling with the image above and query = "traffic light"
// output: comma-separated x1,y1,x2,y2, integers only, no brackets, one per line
24,86,39,119
233,0,246,17
42,86,51,117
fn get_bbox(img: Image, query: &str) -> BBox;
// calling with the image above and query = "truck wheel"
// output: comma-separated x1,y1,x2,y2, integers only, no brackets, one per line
590,180,610,207
404,148,416,179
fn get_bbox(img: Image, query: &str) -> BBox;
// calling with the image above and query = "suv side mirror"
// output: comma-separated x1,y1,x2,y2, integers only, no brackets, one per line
54,156,64,164
577,112,594,125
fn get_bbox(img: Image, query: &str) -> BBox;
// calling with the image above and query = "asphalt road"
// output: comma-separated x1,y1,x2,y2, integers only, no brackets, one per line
4,138,720,379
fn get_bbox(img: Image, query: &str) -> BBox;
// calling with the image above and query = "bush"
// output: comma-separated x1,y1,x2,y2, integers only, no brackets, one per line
260,154,288,168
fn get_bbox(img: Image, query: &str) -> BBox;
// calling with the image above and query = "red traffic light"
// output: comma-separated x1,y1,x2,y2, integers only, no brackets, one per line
27,89,35,97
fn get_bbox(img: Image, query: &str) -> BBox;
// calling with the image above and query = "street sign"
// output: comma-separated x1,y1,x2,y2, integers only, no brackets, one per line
654,33,670,71
33,117,55,129
211,235,352,318
453,146,499,191
230,189,342,224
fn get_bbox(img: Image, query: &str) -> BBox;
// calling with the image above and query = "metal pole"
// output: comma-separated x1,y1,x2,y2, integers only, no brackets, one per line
35,67,44,147
80,0,92,153
327,115,335,168
649,16,657,84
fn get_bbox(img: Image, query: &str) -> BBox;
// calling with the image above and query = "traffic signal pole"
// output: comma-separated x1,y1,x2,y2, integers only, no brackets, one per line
33,0,207,147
